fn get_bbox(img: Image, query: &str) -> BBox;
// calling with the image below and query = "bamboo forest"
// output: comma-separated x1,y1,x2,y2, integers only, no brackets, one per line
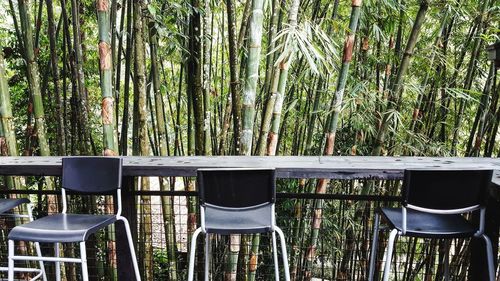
0,0,499,280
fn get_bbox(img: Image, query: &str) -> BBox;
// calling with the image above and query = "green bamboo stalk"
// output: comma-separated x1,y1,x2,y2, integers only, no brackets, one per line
255,0,280,155
240,0,265,156
303,1,362,279
97,0,118,156
231,1,265,279
70,0,91,154
133,0,153,279
18,0,50,158
0,48,19,190
225,0,241,154
46,0,66,155
149,23,178,280
0,50,18,159
467,64,495,156
188,0,204,155
203,0,212,155
371,0,428,156
265,0,300,156
97,1,119,279
450,0,490,155
17,0,55,195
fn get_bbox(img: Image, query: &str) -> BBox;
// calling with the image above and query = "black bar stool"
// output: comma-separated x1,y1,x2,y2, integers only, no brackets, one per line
7,157,141,281
187,168,290,281
368,169,496,281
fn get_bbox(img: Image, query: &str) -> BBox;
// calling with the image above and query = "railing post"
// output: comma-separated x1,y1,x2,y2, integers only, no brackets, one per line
469,183,500,281
116,176,138,281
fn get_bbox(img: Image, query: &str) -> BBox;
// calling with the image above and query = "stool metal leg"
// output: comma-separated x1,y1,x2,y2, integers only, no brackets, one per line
28,204,47,281
205,233,209,281
118,217,142,281
481,234,495,281
382,229,398,281
55,243,61,281
34,242,47,281
188,228,203,281
275,227,290,281
368,213,380,281
272,231,279,281
8,240,14,281
80,242,89,281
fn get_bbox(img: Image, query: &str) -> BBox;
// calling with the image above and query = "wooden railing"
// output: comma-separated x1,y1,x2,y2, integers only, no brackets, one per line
0,156,499,281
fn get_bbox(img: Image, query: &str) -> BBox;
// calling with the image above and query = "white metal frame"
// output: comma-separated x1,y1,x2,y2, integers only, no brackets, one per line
368,205,496,281
7,188,141,281
0,203,46,281
187,204,291,281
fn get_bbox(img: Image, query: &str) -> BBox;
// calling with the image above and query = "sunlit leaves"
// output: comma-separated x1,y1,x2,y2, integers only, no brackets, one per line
271,20,338,75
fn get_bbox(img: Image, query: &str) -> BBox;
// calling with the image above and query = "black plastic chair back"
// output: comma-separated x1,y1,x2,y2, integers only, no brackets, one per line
197,169,276,208
402,169,492,210
62,157,122,194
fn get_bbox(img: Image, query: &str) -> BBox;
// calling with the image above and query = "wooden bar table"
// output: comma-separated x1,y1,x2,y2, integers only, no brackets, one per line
0,156,499,280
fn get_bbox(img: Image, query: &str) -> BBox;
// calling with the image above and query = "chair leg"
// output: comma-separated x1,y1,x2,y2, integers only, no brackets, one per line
275,227,290,281
119,217,142,281
481,234,496,281
28,203,47,281
272,231,280,281
382,229,398,281
80,242,89,281
368,213,380,281
188,228,203,281
34,242,47,281
205,233,210,281
55,243,61,281
8,240,14,281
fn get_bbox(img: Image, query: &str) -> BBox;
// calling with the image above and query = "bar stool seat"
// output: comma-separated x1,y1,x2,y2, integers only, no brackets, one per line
380,207,477,238
204,203,273,234
0,198,30,214
9,214,117,243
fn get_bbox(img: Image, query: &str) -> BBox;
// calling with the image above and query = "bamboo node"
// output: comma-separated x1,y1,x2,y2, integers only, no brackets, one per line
97,0,109,11
99,42,112,70
101,97,114,125
249,254,258,271
0,137,7,155
343,34,356,63
324,133,335,155
352,0,362,7
306,246,316,261
103,149,117,156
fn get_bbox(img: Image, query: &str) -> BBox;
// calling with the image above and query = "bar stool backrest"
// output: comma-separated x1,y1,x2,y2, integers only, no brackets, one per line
402,169,492,212
197,169,276,208
62,157,122,194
